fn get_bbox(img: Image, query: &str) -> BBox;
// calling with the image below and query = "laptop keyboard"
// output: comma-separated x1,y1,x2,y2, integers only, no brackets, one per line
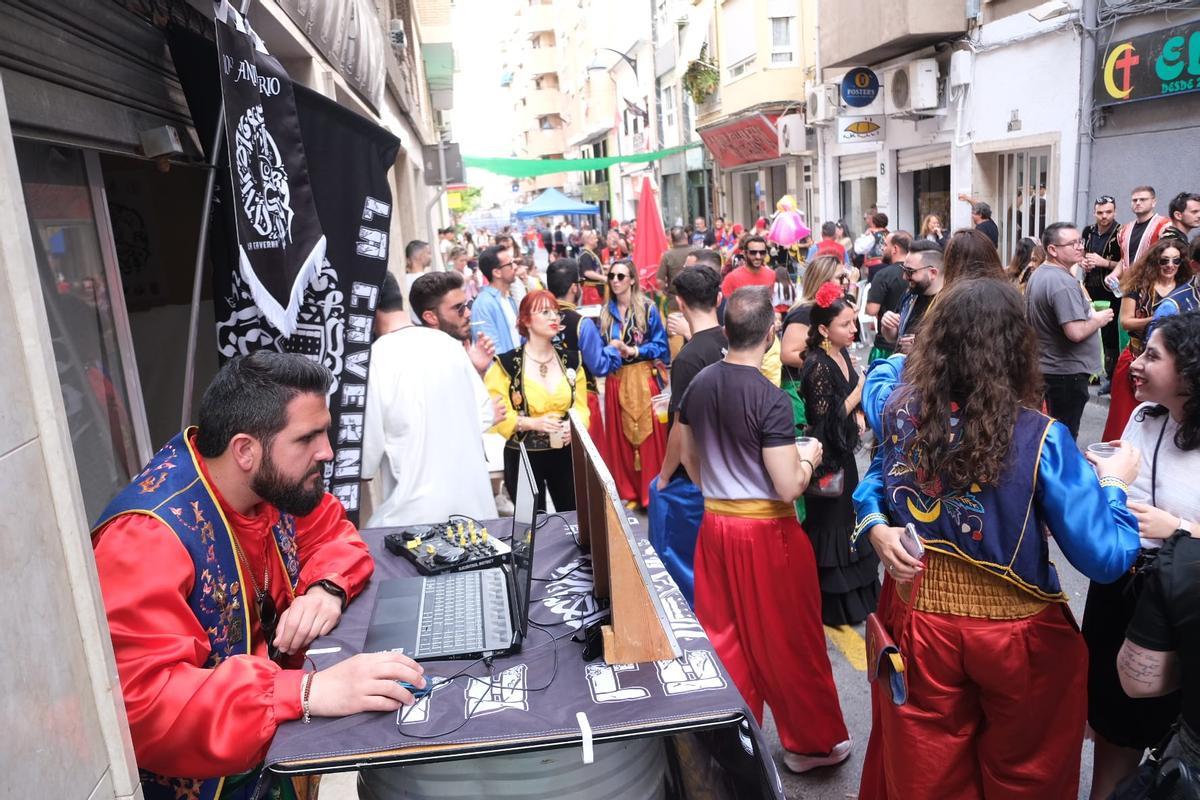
417,570,511,655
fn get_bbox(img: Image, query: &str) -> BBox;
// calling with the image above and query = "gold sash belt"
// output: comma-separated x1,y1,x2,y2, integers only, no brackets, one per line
897,551,1051,620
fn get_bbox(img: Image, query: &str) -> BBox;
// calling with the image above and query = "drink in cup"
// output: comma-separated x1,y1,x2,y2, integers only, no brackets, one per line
651,389,671,424
1087,442,1118,459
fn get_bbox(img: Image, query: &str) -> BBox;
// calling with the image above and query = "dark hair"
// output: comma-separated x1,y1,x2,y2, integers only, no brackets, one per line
1132,185,1157,198
409,270,464,322
724,286,775,349
405,240,429,261
378,271,404,312
1169,192,1200,223
672,265,721,311
1041,222,1077,249
478,245,507,281
546,258,580,298
821,221,837,238
1120,238,1191,297
670,226,689,245
895,278,1041,491
805,292,854,352
742,234,768,252
692,248,723,270
1136,311,1200,451
196,351,332,458
908,238,944,269
870,212,889,229
1007,237,1044,283
971,202,992,219
943,228,1005,286
890,230,913,255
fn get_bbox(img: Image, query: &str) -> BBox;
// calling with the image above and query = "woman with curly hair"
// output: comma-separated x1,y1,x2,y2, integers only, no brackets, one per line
597,259,669,508
800,282,879,625
1083,310,1200,799
1100,239,1191,441
941,228,1006,287
853,278,1142,799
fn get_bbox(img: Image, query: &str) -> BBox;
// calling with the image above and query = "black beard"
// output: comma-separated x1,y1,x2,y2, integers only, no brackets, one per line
252,453,325,516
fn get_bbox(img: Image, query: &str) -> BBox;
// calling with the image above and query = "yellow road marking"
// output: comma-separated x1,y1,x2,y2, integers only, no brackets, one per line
825,624,867,672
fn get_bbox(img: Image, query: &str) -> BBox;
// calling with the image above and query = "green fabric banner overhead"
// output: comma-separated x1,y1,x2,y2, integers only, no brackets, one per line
463,142,703,178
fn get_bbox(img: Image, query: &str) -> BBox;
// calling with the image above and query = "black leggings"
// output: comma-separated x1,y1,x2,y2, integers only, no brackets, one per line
503,445,576,513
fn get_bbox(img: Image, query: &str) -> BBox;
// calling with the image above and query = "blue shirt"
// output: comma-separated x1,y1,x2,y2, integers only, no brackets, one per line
595,299,670,372
471,285,518,354
1147,279,1200,342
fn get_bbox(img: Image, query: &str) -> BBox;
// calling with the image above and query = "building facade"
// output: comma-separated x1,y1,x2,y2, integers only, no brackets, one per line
696,0,819,229
0,0,447,795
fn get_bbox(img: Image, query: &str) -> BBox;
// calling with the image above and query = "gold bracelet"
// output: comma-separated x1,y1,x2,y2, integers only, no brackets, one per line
301,671,314,724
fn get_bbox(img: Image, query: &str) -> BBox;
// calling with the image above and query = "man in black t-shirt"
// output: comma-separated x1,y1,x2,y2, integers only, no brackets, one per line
879,240,943,354
865,231,911,363
675,287,850,774
1081,196,1124,388
648,266,725,608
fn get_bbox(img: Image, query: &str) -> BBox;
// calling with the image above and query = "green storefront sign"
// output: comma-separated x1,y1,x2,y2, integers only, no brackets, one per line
1095,21,1200,106
581,182,609,202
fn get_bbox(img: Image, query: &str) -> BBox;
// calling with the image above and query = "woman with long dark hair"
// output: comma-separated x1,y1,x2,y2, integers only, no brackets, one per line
800,282,879,625
598,259,669,508
1101,239,1191,441
1083,310,1200,799
1007,236,1044,289
941,228,1006,286
485,290,590,512
854,278,1142,798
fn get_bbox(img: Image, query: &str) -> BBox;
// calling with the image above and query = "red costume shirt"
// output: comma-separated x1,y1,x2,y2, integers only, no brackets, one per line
721,265,777,298
92,447,373,779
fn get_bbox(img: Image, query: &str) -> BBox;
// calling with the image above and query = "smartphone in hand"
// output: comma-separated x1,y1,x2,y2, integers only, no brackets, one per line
900,523,925,559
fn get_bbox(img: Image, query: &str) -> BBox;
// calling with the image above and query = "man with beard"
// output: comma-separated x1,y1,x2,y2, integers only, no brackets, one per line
864,231,911,363
879,239,944,354
363,271,502,527
91,352,426,800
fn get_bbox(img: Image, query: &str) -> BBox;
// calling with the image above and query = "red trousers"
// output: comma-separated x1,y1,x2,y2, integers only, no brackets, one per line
585,390,608,464
1102,347,1139,441
601,367,666,507
862,587,1087,799
694,511,849,754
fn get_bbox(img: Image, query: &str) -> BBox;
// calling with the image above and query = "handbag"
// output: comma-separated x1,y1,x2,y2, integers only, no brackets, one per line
865,612,907,706
1110,753,1200,800
804,468,845,498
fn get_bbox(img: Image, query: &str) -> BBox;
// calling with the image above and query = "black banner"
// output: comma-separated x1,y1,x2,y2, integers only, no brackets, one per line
169,27,399,523
214,0,325,336
1095,20,1200,106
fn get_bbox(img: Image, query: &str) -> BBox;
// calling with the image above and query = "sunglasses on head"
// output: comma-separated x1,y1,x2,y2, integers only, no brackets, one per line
1094,195,1115,205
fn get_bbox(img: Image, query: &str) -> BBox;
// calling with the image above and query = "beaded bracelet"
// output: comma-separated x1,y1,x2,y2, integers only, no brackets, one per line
1098,476,1129,492
301,672,314,724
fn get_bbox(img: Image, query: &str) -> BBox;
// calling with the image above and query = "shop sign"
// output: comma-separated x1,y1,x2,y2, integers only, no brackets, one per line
581,182,609,202
697,114,780,168
837,115,884,144
841,67,881,108
1095,21,1200,106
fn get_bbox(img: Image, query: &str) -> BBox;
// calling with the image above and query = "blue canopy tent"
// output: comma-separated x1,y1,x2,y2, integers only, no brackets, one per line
514,188,600,219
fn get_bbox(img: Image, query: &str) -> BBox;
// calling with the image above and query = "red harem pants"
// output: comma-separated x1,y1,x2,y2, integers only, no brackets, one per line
1102,346,1139,441
601,365,666,507
867,595,1087,799
693,509,849,754
585,390,608,464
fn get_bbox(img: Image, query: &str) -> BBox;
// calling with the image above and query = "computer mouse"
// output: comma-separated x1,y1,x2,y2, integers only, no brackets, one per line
398,680,432,699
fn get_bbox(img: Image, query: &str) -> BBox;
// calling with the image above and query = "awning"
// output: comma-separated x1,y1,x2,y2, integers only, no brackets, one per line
678,0,716,66
569,123,613,148
697,113,780,169
514,188,601,218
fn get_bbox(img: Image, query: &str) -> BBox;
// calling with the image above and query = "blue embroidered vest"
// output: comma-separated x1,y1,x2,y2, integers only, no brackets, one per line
93,429,301,800
879,393,1066,603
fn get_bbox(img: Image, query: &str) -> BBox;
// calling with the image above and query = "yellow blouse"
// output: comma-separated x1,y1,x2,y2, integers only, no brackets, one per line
484,356,591,440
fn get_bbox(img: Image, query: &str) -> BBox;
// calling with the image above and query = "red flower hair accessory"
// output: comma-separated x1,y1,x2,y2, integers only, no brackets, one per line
814,281,843,308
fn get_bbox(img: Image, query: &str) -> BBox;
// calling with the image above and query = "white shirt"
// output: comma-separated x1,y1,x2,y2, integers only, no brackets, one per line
1121,403,1200,549
362,327,497,527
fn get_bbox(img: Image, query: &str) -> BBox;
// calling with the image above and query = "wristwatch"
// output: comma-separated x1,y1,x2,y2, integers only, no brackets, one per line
310,579,347,610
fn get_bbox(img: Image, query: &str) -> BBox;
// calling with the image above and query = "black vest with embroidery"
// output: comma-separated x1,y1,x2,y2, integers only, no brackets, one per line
496,344,579,451
555,307,598,392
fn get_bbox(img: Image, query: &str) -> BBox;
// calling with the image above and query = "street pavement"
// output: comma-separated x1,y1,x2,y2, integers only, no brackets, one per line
767,384,1112,800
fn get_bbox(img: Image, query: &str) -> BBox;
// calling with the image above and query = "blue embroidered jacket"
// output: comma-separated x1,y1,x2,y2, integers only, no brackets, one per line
854,388,1140,599
93,430,301,800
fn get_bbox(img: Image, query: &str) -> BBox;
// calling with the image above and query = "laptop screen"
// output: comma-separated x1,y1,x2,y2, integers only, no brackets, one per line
510,444,538,637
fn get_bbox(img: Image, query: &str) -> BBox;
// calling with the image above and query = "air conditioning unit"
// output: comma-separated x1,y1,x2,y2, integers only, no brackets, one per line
388,19,407,50
778,114,813,155
804,83,838,126
884,59,941,117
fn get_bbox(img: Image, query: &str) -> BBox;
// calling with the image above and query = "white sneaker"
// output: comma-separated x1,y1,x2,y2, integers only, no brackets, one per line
782,738,852,774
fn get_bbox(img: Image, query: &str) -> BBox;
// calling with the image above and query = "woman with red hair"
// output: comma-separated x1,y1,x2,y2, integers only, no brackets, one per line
485,290,590,511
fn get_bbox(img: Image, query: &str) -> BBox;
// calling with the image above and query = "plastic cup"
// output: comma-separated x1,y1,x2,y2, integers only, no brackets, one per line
1092,300,1111,311
651,391,671,424
1087,442,1118,458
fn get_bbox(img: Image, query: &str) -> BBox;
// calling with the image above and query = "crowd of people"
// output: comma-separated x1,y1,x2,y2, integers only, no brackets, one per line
84,183,1200,800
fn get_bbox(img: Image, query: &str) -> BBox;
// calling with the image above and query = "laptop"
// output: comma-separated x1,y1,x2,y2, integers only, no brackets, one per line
364,444,539,661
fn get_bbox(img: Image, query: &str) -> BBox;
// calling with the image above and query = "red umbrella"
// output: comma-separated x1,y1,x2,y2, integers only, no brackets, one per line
631,176,669,293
